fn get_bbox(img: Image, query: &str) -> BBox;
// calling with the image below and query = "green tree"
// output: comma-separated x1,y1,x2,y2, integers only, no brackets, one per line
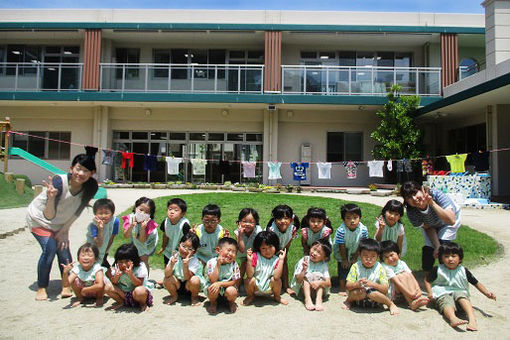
370,85,421,160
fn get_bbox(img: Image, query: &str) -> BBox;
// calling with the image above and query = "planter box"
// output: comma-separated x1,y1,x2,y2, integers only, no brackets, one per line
263,189,280,193
151,184,167,189
167,184,186,189
370,190,393,197
101,184,117,188
133,183,150,188
346,188,370,194
198,185,219,190
231,187,246,192
117,184,134,188
248,187,263,192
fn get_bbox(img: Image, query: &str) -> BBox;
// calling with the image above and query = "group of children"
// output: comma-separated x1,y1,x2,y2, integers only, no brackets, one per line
64,195,496,330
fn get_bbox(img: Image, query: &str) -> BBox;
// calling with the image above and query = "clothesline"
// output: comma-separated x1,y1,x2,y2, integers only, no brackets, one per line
7,130,510,165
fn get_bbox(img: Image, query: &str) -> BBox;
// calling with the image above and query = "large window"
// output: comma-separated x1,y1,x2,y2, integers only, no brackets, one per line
115,48,140,79
153,49,226,79
11,131,71,160
327,132,363,162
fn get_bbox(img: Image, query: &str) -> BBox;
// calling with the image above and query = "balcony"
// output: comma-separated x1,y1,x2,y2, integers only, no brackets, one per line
0,62,82,91
99,63,264,93
281,65,442,96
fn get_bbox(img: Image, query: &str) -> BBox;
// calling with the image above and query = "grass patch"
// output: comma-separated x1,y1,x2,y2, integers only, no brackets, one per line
0,172,34,209
110,192,500,275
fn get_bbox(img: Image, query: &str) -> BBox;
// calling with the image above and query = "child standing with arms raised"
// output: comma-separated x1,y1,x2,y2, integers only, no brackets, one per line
333,203,368,293
267,204,300,293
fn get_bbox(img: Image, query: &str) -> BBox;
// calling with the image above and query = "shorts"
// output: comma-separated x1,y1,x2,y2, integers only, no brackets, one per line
337,262,352,281
435,292,469,313
124,289,153,307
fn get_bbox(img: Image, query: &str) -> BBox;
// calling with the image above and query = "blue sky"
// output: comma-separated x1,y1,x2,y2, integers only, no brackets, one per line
0,0,484,13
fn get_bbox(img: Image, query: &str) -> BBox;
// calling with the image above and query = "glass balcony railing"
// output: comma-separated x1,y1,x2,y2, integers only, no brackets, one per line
100,63,264,94
281,65,442,96
0,62,83,91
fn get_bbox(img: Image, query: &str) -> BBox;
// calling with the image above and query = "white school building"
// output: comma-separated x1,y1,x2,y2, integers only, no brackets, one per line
0,1,509,197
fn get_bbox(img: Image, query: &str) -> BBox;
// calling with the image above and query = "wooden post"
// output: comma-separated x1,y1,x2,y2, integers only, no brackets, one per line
16,178,25,194
4,172,13,182
33,184,43,197
1,117,12,173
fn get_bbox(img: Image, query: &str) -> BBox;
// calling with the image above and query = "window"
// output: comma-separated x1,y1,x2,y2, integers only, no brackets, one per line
7,45,41,75
153,49,226,79
115,48,140,79
327,132,363,162
11,131,71,160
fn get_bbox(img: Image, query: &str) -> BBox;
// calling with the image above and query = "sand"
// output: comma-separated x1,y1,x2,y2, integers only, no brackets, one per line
0,189,508,339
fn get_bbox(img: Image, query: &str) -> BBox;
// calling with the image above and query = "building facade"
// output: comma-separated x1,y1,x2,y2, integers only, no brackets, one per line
0,5,507,196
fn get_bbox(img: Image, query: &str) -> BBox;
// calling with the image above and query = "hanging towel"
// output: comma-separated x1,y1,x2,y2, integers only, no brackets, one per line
144,154,157,171
472,151,489,172
342,161,359,179
165,157,182,175
316,162,332,179
367,160,385,178
446,154,468,173
387,160,393,172
85,146,98,160
102,150,114,165
121,152,134,169
267,162,282,180
190,159,207,175
404,159,413,173
242,161,256,178
290,162,309,181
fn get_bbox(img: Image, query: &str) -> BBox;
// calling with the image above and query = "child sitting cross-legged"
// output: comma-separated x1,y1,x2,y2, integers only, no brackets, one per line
163,232,204,306
204,237,241,314
290,238,332,311
424,242,496,331
380,240,429,310
342,238,399,315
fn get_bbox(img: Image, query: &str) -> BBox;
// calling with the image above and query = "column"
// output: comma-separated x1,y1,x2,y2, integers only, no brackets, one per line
264,31,282,93
82,29,102,90
440,33,458,90
483,0,510,78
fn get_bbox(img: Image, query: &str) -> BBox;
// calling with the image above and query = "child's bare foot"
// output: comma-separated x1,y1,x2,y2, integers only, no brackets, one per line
71,299,83,308
95,297,104,307
191,297,201,306
449,317,468,328
338,291,347,296
242,296,254,306
110,302,124,310
207,302,218,314
389,303,400,315
229,301,238,313
35,288,48,301
466,322,478,331
315,303,324,311
61,287,73,298
342,300,351,310
410,297,429,310
139,304,149,312
275,296,289,305
164,296,178,305
286,288,295,295
305,300,315,311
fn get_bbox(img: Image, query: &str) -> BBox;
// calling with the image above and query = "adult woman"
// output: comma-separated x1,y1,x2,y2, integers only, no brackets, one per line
400,181,461,272
27,154,98,300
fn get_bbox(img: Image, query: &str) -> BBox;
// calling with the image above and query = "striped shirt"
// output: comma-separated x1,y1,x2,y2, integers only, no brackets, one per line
406,189,459,229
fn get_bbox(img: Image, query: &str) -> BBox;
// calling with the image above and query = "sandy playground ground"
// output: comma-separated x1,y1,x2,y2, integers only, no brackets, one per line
0,188,509,339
